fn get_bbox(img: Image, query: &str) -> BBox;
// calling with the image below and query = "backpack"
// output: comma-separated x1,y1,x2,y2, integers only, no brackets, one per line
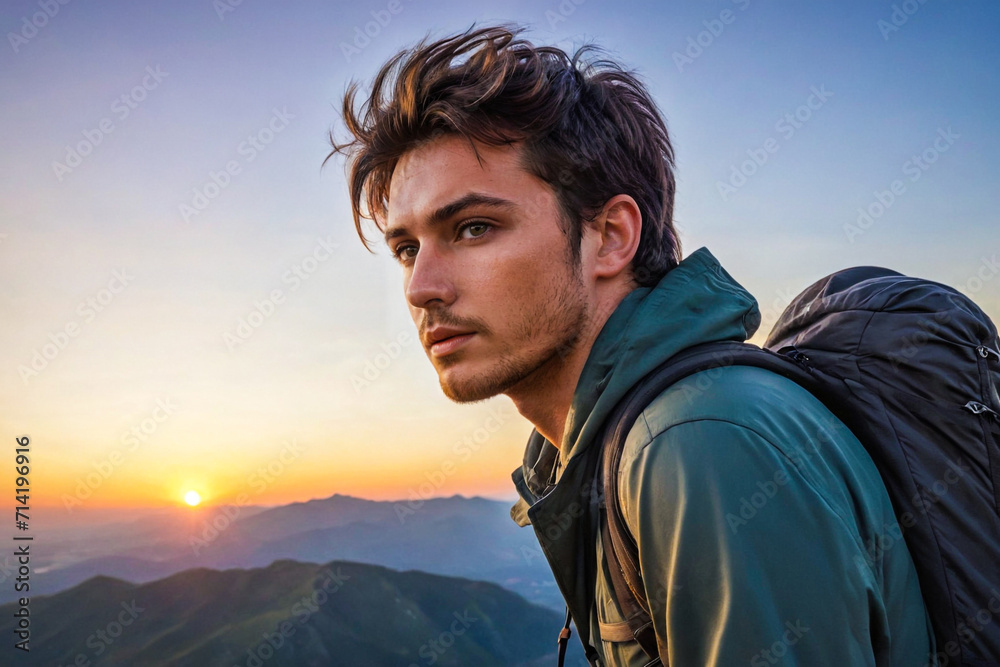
592,266,1000,667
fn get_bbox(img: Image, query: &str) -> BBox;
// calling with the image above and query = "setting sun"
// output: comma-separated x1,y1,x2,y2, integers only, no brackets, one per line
184,490,202,507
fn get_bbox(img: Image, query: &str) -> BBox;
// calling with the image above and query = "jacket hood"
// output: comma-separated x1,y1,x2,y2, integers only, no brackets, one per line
512,247,761,522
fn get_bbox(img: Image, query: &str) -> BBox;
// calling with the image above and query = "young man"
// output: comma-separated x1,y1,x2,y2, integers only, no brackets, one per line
328,25,934,666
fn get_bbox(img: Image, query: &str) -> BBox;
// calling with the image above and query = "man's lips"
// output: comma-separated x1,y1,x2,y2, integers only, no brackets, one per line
425,325,474,345
428,332,475,357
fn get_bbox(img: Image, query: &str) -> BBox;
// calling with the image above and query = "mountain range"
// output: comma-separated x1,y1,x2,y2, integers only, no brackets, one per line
8,495,562,611
3,559,566,666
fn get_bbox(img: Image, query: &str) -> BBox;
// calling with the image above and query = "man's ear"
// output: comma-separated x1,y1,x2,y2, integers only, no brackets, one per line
590,194,642,280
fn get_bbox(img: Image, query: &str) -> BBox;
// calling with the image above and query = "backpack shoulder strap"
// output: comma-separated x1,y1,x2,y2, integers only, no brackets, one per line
599,340,813,663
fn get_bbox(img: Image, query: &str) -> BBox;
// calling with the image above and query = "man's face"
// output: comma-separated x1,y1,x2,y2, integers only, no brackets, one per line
384,135,592,403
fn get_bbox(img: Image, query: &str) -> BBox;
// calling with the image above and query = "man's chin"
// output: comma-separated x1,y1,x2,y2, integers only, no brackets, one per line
439,375,503,404
437,363,519,404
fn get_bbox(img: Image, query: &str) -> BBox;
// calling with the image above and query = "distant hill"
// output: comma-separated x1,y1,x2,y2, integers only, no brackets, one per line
13,494,563,611
4,559,564,666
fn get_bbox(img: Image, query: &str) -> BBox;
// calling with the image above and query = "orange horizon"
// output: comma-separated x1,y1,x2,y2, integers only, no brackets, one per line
26,486,520,513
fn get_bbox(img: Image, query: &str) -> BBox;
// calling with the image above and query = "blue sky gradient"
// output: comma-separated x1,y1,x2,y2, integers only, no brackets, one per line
1,0,997,507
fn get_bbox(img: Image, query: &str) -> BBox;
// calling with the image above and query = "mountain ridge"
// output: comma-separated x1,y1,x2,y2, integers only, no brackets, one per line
6,558,562,666
10,493,561,610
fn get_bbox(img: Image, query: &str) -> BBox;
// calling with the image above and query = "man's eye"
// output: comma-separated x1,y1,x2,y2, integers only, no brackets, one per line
394,244,417,261
459,221,491,239
392,222,489,261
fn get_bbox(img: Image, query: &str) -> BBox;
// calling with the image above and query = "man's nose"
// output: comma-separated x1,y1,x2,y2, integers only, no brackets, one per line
404,244,456,309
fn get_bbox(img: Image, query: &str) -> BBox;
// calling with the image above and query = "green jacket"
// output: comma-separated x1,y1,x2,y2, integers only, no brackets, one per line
511,247,934,666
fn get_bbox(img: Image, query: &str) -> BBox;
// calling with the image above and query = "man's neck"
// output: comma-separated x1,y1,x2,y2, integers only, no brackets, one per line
505,290,628,449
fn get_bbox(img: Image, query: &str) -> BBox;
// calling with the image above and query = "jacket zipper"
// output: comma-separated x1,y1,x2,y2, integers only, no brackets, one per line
972,342,1000,516
978,344,1000,363
965,401,1000,418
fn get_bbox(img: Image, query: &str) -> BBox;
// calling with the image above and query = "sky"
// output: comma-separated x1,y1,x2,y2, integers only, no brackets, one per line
1,0,998,513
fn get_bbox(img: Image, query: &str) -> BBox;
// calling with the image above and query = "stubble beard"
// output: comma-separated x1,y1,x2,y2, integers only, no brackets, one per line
436,259,591,404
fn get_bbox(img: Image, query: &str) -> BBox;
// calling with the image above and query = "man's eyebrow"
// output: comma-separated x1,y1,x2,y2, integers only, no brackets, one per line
383,193,517,244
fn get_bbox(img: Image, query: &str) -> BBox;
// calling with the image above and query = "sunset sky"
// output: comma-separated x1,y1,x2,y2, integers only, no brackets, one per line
2,0,998,512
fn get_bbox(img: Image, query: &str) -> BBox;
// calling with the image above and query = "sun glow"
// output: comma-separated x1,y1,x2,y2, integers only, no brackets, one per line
184,490,202,506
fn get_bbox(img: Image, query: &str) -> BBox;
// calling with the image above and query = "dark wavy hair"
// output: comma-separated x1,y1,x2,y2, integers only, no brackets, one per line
325,24,680,286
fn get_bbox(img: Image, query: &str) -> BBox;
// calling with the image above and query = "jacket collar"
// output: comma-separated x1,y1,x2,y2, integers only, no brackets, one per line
511,246,761,525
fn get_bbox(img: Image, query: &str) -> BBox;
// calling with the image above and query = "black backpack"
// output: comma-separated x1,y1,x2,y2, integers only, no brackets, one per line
587,266,1000,667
